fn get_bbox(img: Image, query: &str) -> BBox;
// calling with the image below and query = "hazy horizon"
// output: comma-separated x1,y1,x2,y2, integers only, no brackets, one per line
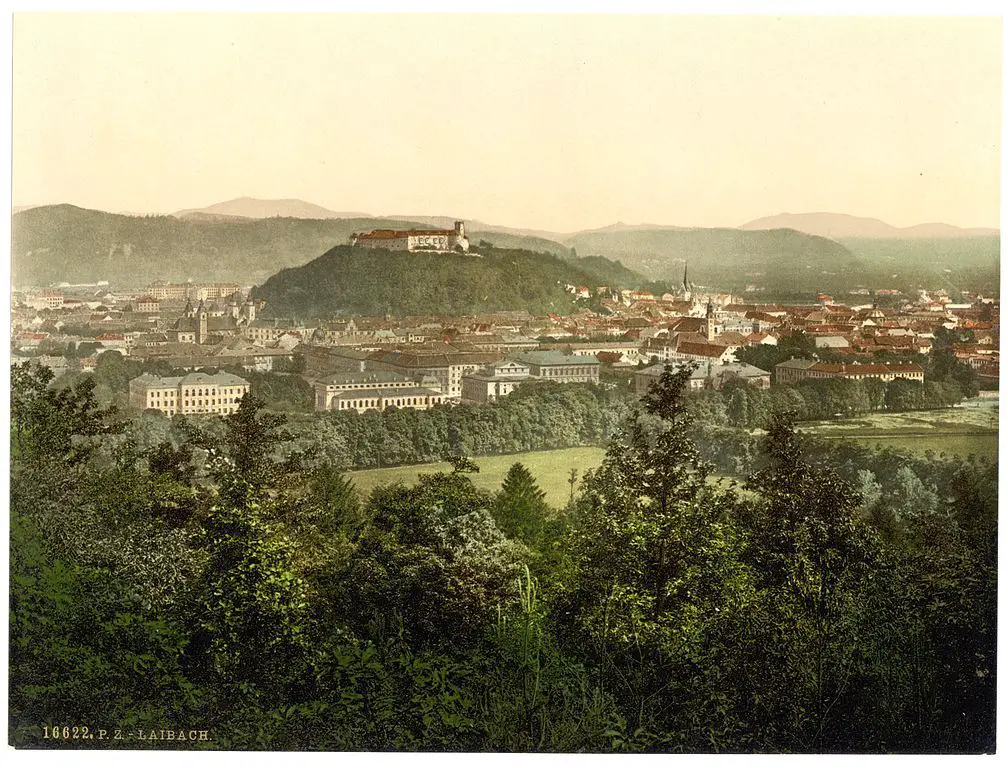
13,14,1002,232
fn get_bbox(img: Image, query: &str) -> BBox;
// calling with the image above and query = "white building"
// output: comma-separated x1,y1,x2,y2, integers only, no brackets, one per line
350,221,469,252
313,371,445,413
129,371,250,416
460,361,532,403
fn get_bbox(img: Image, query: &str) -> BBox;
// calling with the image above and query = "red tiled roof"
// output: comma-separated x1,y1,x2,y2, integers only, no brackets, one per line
677,341,730,358
355,228,456,240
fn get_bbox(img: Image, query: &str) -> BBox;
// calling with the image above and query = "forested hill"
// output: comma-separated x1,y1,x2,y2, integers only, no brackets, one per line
253,244,646,319
839,236,1000,295
565,227,864,293
10,205,571,288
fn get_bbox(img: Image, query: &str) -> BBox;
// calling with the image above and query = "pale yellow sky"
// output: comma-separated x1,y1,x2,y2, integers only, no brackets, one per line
12,14,1003,231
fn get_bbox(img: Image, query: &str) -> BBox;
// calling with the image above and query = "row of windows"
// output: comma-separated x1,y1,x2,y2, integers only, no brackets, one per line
337,395,439,410
539,366,597,376
148,405,237,415
327,381,416,391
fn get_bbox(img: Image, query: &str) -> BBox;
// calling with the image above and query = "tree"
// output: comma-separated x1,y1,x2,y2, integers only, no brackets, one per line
219,393,297,492
324,471,525,649
9,512,198,745
192,472,312,702
11,361,119,467
556,364,753,747
494,463,551,545
740,411,881,750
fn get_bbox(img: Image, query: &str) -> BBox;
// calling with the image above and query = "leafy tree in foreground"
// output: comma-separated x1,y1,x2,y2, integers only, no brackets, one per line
738,412,881,751
557,364,753,750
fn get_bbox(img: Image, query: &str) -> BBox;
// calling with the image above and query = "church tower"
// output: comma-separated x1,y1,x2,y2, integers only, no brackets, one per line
705,298,715,342
196,300,208,345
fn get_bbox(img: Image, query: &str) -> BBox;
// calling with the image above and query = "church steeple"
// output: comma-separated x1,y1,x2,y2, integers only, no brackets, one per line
705,298,715,342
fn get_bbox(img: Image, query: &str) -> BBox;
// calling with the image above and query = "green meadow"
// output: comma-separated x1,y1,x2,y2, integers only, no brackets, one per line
347,446,607,507
800,400,999,461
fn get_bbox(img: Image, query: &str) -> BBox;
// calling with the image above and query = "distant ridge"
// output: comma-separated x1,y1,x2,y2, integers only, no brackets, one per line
384,215,569,242
569,221,688,236
173,197,369,220
740,212,999,239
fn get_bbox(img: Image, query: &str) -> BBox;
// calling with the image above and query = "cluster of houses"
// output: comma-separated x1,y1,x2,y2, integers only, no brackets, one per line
13,274,998,418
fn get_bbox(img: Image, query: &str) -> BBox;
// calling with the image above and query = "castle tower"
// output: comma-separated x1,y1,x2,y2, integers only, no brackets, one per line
228,293,240,320
452,220,470,252
243,298,256,323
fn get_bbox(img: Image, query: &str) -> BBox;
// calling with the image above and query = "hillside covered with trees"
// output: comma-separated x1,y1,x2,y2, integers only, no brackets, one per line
10,206,576,288
565,227,865,294
839,236,1000,296
252,244,646,319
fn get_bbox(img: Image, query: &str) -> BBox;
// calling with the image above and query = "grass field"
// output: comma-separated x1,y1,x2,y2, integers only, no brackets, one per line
840,434,998,461
346,446,744,506
346,400,999,503
801,399,998,461
347,447,608,507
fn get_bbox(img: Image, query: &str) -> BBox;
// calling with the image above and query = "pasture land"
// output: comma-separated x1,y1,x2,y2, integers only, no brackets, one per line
347,446,607,507
801,399,998,461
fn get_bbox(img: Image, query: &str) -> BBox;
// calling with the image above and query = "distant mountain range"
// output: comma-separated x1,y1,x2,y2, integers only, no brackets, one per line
11,201,999,296
740,212,999,239
14,197,998,240
174,197,370,220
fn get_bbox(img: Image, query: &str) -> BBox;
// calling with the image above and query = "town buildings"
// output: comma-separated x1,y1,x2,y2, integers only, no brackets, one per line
364,345,502,398
460,361,533,403
145,281,244,302
775,359,925,385
128,371,250,416
313,372,446,413
510,351,601,384
634,361,771,394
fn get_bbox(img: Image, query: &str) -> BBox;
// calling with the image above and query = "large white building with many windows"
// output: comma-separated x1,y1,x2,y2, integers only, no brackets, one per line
129,372,250,416
313,371,446,413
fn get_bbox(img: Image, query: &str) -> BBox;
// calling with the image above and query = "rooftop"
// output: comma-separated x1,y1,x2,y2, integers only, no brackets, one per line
318,371,413,386
132,371,250,388
512,350,601,366
331,386,444,400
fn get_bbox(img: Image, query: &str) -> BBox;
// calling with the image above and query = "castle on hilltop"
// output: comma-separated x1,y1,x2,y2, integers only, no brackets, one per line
350,221,470,253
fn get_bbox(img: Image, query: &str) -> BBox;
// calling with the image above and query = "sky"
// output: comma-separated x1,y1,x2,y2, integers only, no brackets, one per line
11,13,1003,232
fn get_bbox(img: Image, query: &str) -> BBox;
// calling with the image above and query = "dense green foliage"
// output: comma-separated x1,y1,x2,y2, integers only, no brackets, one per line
9,360,996,752
252,244,646,319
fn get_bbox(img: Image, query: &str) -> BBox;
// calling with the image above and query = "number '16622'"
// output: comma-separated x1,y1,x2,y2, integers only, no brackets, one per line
43,725,97,740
